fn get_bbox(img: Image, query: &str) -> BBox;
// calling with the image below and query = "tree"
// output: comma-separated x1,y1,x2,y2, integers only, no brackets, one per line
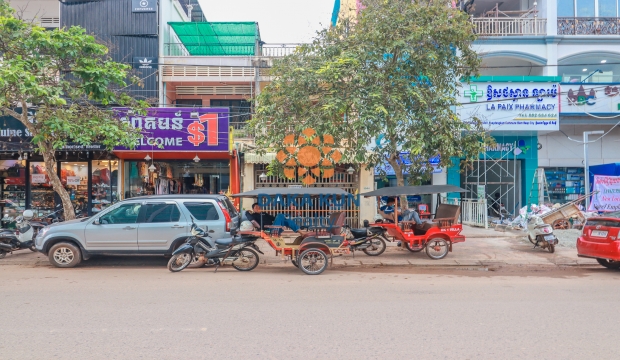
252,0,491,206
0,1,145,220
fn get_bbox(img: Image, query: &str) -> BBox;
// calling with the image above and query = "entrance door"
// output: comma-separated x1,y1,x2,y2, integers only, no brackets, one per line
137,202,187,251
84,203,142,250
462,159,522,217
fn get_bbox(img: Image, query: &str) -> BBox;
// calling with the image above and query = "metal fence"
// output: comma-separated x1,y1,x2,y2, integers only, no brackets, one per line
443,198,488,229
558,17,620,35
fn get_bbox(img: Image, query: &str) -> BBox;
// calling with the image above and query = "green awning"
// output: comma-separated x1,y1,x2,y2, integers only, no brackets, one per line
168,22,260,56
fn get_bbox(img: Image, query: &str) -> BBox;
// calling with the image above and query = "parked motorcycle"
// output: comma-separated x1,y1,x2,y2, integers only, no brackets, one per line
526,214,558,253
342,222,388,256
30,205,64,239
0,210,35,259
167,218,262,272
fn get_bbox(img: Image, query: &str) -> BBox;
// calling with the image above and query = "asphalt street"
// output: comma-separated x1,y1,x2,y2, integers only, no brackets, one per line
1,259,620,359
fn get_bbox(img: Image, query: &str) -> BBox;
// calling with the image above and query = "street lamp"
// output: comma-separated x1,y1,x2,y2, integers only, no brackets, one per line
583,130,604,210
259,172,267,181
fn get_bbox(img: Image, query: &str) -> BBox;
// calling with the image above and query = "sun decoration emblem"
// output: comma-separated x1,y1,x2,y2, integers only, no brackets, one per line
276,128,342,185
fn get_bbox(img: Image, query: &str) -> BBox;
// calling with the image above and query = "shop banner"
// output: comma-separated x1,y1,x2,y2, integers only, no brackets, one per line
374,153,441,175
458,82,559,131
589,175,620,212
114,107,230,152
560,84,620,115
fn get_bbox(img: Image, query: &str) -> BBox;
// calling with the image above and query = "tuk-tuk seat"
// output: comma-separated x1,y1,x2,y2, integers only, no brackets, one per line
304,212,345,238
430,204,460,227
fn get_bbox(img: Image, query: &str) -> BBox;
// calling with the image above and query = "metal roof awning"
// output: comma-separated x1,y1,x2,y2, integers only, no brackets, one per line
168,22,260,56
360,185,467,197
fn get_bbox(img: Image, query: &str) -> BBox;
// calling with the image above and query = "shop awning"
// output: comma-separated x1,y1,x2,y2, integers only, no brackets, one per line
168,22,260,56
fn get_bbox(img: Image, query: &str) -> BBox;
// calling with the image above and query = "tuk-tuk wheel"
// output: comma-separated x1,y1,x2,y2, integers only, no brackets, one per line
298,248,328,275
425,238,449,260
291,258,299,267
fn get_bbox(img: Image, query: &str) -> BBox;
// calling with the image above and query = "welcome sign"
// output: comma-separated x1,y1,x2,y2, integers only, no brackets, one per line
458,82,560,131
114,107,229,152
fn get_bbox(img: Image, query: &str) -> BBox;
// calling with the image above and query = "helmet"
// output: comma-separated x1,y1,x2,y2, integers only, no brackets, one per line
373,214,384,222
240,221,255,231
22,210,34,220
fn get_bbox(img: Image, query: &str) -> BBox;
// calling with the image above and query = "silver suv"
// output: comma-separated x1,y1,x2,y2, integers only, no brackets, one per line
35,195,239,268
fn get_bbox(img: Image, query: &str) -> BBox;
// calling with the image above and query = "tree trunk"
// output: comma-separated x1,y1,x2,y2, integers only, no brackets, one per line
386,155,408,211
41,144,76,221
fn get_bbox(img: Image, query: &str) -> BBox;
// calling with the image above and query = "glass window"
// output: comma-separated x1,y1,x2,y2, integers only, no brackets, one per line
30,162,56,215
60,162,88,217
92,160,118,213
99,203,142,224
558,0,575,16
0,160,26,223
144,203,181,223
576,0,595,16
599,0,617,16
184,202,219,220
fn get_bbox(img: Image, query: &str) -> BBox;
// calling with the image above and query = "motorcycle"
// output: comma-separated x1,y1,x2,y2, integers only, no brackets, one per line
30,205,64,239
0,210,36,259
342,222,388,256
167,217,262,273
526,214,558,253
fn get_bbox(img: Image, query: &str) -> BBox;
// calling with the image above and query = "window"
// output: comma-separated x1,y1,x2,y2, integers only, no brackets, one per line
558,0,575,16
559,0,619,16
100,203,142,224
210,99,251,128
184,202,219,220
144,203,181,223
599,0,618,16
175,99,203,106
221,197,239,217
576,0,595,16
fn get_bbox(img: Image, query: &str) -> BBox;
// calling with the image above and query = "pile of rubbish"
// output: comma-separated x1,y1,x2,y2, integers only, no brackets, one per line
494,203,599,231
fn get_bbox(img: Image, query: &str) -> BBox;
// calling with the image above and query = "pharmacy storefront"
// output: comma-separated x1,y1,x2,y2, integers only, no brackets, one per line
451,77,560,213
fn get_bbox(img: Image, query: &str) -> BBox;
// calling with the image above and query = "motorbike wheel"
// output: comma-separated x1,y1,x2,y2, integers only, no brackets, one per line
547,243,555,253
528,235,537,245
596,259,620,269
425,238,449,260
188,254,206,268
29,244,37,252
232,248,260,271
298,248,328,275
0,250,6,259
404,241,424,253
167,253,192,272
362,236,387,256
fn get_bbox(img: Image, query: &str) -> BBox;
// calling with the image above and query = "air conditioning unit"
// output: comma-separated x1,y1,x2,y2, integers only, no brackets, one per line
251,59,268,68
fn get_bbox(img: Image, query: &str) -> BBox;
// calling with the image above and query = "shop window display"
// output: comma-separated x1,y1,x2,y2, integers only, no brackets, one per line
92,160,118,214
545,167,585,202
0,160,26,219
124,160,230,199
30,162,56,215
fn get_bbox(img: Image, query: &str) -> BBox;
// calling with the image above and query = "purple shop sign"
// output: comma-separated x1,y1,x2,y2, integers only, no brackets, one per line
114,107,230,152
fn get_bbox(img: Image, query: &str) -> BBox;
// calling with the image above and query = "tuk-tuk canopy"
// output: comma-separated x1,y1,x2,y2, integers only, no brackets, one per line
360,185,466,197
232,187,350,198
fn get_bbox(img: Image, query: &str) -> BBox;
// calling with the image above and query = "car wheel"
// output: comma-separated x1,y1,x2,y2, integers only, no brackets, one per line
48,242,82,268
596,258,620,269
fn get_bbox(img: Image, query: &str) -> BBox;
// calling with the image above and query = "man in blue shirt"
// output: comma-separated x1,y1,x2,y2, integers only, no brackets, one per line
380,197,422,224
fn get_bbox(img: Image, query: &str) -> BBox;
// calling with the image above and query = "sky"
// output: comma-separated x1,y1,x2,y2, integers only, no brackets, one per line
197,0,335,43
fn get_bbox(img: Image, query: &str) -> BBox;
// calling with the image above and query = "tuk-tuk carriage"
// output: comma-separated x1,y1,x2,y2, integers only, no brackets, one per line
233,187,387,275
360,185,466,260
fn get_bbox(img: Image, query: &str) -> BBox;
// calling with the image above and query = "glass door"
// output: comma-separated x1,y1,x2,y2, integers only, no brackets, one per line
60,162,89,217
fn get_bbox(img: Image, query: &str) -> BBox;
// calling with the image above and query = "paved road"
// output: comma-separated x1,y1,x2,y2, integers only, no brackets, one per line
1,261,619,359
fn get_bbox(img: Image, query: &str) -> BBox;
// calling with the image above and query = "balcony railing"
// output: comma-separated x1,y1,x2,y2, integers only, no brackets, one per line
164,43,301,57
472,17,546,36
558,17,620,35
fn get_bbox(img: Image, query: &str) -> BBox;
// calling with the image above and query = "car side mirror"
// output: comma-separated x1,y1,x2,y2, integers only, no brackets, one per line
93,218,101,225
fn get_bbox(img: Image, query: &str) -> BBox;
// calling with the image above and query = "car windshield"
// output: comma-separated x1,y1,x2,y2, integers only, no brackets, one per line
603,210,620,218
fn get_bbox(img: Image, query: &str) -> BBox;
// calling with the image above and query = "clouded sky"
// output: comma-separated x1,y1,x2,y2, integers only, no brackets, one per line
197,0,335,43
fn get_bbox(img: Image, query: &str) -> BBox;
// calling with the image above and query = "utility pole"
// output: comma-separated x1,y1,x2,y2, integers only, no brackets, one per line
583,130,604,210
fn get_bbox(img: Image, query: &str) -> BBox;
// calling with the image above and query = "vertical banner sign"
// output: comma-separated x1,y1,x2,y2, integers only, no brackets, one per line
589,175,620,212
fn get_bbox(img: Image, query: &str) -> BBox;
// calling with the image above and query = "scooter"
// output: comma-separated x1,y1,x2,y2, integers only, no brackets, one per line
342,222,388,256
0,210,36,259
526,214,559,253
167,218,263,273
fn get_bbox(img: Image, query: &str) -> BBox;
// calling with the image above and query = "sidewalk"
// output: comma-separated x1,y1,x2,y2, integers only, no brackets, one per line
258,225,597,269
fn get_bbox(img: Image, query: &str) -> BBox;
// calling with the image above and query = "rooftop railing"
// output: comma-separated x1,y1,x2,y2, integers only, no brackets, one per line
163,43,302,57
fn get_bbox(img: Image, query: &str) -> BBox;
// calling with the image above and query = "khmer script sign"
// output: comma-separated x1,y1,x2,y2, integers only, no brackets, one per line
458,82,559,131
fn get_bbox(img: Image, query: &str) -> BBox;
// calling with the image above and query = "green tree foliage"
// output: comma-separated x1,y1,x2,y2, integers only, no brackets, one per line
0,1,145,219
252,0,490,198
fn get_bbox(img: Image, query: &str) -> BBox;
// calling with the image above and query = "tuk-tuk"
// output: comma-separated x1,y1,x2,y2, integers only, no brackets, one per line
361,185,466,260
233,187,386,275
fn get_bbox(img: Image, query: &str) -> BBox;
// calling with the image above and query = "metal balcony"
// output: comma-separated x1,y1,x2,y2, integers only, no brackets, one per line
472,17,547,36
163,43,301,57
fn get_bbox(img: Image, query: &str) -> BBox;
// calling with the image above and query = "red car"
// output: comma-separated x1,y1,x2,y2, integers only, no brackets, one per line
577,212,620,269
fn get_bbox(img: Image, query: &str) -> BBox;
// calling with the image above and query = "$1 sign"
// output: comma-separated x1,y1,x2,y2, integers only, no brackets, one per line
187,114,218,146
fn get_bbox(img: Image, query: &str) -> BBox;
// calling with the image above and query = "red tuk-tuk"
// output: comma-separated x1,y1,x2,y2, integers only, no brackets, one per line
360,185,467,260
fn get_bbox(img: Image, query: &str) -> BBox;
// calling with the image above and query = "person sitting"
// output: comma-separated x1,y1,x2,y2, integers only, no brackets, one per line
379,197,403,222
245,203,305,235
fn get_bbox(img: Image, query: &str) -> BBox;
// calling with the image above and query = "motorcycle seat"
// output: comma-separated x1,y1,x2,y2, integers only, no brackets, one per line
350,228,368,238
215,237,241,246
